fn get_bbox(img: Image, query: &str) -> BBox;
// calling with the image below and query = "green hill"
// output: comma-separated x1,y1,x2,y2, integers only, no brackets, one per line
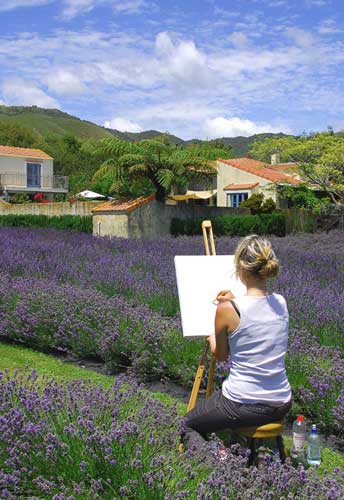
0,106,113,140
0,105,291,156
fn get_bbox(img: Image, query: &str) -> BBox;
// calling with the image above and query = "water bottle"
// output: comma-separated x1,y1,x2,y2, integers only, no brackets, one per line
291,415,306,462
307,424,321,466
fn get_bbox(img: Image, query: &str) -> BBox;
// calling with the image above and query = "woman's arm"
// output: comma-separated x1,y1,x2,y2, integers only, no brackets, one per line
207,302,240,362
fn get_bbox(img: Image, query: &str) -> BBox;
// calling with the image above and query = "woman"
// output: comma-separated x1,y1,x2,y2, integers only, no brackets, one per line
182,234,292,452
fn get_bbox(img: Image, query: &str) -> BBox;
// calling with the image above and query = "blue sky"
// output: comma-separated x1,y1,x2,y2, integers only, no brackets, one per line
0,0,343,139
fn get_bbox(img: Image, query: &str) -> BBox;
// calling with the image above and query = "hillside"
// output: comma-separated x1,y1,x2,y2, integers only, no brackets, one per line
0,106,113,140
0,105,290,156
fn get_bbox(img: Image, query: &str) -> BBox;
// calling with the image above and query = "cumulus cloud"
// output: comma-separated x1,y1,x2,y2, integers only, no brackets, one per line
104,117,143,132
2,79,59,108
202,117,290,138
155,32,211,89
45,68,86,96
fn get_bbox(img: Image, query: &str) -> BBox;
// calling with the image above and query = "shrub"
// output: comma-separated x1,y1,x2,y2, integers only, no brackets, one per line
0,214,92,232
171,214,286,237
240,193,264,213
9,192,32,204
240,193,277,214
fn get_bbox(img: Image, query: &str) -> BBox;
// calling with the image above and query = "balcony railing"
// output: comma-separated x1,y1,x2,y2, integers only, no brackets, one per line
0,173,68,191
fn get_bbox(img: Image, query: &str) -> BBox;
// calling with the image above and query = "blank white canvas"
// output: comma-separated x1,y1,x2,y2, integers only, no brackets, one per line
174,256,247,337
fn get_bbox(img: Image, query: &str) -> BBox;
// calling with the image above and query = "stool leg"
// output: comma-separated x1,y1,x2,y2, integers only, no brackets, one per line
276,435,286,463
248,438,256,466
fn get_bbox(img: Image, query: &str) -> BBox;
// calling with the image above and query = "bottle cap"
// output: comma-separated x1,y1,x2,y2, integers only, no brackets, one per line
297,415,305,422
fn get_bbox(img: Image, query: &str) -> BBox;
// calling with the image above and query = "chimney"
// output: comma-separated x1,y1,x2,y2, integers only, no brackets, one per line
271,153,280,165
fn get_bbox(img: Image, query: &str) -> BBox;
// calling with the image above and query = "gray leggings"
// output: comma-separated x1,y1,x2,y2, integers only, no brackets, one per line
182,389,292,450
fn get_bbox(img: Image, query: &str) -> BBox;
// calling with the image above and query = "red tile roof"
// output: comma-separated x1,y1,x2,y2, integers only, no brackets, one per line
0,145,53,160
218,158,303,185
223,182,259,190
92,194,155,213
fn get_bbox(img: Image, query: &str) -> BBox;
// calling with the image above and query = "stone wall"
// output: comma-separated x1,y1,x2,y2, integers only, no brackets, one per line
128,201,250,239
0,200,103,217
94,201,319,240
93,212,129,238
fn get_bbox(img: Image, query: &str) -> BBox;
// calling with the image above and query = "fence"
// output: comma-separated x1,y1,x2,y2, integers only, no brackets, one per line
0,200,104,217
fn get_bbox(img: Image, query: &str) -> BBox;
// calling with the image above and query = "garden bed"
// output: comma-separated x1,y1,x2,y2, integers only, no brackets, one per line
0,227,343,444
1,343,343,500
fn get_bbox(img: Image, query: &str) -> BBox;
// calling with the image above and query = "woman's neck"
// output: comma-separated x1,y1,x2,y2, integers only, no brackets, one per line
245,287,269,297
245,280,269,297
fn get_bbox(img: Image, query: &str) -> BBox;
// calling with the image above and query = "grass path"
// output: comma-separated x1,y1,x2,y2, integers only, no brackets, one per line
1,341,343,475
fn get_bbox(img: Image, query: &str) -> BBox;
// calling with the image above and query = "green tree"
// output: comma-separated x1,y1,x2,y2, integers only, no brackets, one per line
187,139,233,161
0,122,40,147
92,137,217,201
249,136,299,162
278,184,328,209
35,133,103,179
249,131,344,204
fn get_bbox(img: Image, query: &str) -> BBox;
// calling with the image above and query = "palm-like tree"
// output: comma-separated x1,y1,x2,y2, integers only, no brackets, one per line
92,137,217,201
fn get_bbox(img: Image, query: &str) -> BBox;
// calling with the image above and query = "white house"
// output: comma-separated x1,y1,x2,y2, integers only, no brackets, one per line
0,145,68,201
216,158,303,208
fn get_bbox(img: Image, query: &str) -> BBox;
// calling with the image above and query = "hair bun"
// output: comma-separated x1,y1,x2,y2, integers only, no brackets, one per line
234,234,280,280
258,257,279,279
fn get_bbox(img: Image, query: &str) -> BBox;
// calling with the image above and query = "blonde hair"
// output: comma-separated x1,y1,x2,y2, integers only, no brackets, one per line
234,234,279,280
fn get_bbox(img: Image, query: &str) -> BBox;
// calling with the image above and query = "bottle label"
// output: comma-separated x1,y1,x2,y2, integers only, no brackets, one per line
293,432,305,451
308,445,321,460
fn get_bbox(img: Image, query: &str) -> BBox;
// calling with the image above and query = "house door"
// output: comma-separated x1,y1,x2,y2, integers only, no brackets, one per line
27,163,42,188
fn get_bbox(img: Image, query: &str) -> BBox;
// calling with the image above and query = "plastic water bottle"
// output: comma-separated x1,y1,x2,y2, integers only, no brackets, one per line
307,424,321,466
291,415,307,462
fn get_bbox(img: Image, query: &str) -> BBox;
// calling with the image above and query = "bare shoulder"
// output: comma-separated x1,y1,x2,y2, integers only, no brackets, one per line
216,301,240,333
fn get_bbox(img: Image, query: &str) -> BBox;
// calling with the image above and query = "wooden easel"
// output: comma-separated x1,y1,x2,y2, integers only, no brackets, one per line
179,221,217,452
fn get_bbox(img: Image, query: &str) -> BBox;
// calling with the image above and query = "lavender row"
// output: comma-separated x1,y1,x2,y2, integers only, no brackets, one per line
0,228,343,348
0,371,343,500
0,269,343,438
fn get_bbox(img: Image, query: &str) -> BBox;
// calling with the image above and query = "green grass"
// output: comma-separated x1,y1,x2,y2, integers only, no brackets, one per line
0,341,184,411
1,341,343,475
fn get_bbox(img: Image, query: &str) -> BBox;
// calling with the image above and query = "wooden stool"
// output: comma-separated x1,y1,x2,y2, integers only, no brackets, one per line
236,422,286,466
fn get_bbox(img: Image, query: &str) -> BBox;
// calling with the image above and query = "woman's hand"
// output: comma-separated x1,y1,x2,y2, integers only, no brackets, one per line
206,333,216,354
215,289,235,303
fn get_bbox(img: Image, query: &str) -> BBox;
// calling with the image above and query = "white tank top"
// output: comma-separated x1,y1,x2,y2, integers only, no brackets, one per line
222,293,292,404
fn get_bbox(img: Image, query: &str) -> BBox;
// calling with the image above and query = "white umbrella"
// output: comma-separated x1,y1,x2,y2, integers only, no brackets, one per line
76,190,106,199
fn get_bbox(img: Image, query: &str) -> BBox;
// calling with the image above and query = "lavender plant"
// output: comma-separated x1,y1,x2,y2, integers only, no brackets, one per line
0,371,343,500
0,228,343,438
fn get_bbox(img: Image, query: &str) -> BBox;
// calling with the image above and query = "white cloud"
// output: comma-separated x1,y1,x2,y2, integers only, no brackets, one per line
285,27,315,47
306,0,329,6
0,0,150,17
202,117,290,138
61,0,149,19
2,79,59,108
318,19,343,34
45,68,86,96
228,31,250,48
0,21,343,139
156,32,211,89
104,117,143,132
0,0,51,11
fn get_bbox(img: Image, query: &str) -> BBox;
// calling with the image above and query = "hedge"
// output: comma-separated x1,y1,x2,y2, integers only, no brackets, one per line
0,215,93,233
170,213,286,237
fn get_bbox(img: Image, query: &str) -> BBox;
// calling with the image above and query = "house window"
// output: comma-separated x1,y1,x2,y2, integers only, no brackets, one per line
226,192,248,207
26,163,42,188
